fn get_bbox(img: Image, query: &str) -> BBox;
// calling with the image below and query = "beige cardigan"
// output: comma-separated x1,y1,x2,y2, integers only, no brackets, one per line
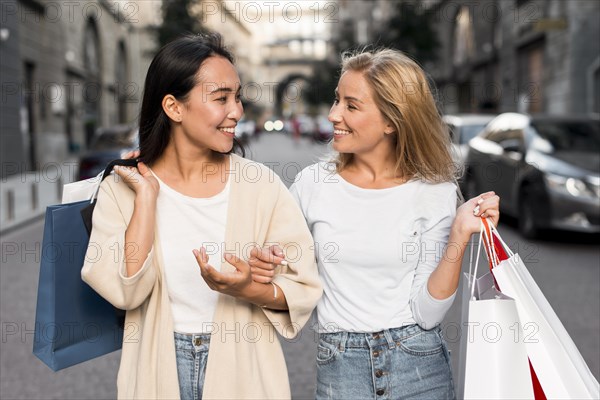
82,155,322,399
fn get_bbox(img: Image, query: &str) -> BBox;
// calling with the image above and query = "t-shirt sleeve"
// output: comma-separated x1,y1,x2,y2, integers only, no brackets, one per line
409,184,458,329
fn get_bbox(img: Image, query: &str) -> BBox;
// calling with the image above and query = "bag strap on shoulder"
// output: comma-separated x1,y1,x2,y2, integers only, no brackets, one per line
100,159,139,182
81,158,140,235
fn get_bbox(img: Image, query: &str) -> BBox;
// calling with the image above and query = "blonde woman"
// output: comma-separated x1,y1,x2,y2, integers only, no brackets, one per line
252,48,500,399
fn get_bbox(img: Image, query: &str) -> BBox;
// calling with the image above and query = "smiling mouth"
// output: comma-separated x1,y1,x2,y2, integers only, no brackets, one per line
218,127,235,135
334,129,352,136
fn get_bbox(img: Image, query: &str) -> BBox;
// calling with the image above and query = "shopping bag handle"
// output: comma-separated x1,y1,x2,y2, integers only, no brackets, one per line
481,218,514,267
100,158,139,182
469,217,503,297
87,158,140,204
81,158,140,234
481,218,499,269
469,220,486,299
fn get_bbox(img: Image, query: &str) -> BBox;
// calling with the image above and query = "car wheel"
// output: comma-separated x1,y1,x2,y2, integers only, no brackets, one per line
519,192,538,239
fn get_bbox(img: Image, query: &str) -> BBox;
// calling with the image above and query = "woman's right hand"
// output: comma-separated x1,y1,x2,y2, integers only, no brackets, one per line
248,245,288,283
113,150,159,199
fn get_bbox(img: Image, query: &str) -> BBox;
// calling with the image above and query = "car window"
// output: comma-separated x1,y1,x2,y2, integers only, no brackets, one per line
460,124,487,144
485,128,524,145
531,120,600,153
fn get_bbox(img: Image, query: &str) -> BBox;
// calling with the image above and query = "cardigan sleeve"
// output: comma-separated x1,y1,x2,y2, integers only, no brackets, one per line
81,181,157,310
261,179,323,339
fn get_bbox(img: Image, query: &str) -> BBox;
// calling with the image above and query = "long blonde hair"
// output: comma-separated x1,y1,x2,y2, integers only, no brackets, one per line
333,48,459,184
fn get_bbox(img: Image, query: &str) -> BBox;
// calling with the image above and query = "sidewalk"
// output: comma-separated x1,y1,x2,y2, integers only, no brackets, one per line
0,158,79,235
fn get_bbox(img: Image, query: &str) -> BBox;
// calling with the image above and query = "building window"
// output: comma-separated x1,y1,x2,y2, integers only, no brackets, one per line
453,6,474,66
590,59,600,115
23,62,37,168
116,41,128,124
83,19,101,146
517,41,544,113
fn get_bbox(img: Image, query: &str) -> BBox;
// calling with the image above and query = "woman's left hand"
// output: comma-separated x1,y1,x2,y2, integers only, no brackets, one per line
453,191,500,237
193,247,252,297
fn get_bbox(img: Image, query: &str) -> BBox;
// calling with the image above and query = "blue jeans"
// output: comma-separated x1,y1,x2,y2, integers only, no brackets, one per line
174,332,211,400
316,325,455,400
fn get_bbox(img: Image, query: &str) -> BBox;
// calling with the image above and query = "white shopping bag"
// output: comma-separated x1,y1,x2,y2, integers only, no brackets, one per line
61,171,103,204
458,228,534,400
482,220,600,399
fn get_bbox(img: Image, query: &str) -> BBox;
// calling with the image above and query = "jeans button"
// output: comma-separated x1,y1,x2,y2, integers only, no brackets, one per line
376,389,385,396
194,337,201,346
373,350,380,357
375,369,383,378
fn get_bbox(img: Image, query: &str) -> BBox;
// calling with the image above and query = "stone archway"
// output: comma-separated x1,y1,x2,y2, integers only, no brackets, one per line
275,74,312,117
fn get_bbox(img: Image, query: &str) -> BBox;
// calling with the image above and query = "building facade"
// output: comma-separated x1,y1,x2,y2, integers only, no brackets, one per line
426,0,600,115
202,1,330,117
1,0,158,178
326,0,600,116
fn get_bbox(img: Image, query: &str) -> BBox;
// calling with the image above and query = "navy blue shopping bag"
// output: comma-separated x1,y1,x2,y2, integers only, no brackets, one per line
33,159,137,371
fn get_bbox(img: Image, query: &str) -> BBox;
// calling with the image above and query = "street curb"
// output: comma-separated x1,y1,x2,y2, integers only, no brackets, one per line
0,212,46,237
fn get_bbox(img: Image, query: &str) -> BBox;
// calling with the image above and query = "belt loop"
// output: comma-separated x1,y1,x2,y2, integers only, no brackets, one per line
383,329,395,350
339,331,348,352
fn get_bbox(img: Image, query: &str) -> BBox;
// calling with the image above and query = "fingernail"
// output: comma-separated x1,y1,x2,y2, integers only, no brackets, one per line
192,249,199,257
276,250,284,256
280,260,288,266
473,205,480,215
477,198,484,205
224,253,232,261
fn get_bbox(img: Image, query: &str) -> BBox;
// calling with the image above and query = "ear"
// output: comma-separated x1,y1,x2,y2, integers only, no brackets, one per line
162,94,183,123
384,122,395,135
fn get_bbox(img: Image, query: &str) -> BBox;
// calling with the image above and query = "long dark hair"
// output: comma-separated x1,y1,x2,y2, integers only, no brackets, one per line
138,33,244,165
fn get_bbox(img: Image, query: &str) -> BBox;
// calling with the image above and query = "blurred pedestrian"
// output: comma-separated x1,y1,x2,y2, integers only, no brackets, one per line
292,114,301,142
81,33,321,400
251,48,500,399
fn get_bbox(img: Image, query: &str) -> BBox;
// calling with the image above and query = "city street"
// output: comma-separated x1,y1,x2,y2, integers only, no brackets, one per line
1,132,599,399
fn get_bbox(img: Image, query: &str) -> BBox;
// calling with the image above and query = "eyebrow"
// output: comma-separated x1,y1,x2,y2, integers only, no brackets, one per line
334,88,364,104
209,86,241,95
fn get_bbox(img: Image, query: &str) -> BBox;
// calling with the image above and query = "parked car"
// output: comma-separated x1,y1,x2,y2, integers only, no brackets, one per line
464,113,600,238
314,115,333,142
235,118,257,141
77,125,138,180
443,114,496,166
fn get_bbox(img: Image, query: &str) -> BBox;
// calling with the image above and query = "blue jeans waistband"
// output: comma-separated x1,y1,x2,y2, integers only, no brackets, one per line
318,324,439,350
174,332,211,349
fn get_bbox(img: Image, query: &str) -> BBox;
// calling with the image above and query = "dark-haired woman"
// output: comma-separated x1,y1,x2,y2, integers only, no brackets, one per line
81,33,322,400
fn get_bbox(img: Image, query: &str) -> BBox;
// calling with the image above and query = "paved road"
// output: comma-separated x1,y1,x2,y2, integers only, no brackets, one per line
1,132,598,399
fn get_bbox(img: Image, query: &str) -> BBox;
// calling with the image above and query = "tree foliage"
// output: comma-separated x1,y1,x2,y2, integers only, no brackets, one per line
305,60,341,107
157,0,205,47
373,1,439,63
306,1,440,106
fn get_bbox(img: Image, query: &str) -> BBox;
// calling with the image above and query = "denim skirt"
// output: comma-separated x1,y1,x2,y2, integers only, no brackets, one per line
174,332,211,400
316,324,455,400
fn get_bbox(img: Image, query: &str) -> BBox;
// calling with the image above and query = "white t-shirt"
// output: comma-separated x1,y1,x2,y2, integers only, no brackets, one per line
153,171,229,334
289,162,458,333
